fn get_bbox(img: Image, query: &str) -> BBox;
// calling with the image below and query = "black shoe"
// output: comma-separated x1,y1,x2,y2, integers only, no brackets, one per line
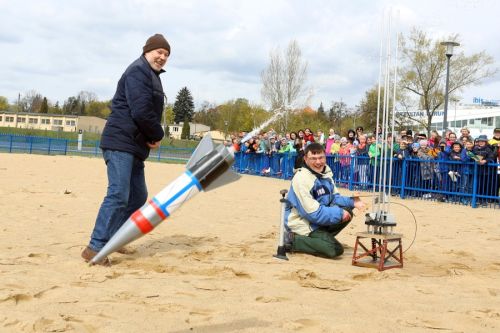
284,232,294,252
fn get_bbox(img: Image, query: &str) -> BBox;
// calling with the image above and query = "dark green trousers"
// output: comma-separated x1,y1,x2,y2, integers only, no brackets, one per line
291,221,350,258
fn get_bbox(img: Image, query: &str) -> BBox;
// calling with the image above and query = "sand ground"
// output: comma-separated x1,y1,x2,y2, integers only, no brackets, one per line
0,154,498,333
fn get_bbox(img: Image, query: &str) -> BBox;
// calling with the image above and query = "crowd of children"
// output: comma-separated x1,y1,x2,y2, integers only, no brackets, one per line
229,126,500,204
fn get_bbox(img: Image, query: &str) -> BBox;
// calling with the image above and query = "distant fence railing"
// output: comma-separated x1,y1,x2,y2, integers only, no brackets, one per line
0,133,194,163
2,133,498,209
232,152,500,209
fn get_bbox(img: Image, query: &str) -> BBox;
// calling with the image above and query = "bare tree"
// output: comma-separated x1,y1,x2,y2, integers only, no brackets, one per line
21,90,44,113
261,40,310,131
398,28,498,134
77,91,98,105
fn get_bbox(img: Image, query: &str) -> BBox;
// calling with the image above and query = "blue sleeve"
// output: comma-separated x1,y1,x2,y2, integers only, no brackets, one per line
332,194,355,208
304,205,345,226
461,150,470,162
290,180,354,226
308,194,354,226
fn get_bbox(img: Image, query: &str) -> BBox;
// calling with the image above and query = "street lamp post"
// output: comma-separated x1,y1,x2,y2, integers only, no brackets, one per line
440,41,460,134
224,120,228,140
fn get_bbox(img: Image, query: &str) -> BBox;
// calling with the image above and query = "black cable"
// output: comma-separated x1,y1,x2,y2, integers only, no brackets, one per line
386,201,418,253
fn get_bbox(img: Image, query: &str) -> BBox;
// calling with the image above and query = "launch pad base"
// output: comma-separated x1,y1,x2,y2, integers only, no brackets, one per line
352,232,403,271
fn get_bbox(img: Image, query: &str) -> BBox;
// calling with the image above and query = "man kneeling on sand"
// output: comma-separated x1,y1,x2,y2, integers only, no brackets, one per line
284,143,366,258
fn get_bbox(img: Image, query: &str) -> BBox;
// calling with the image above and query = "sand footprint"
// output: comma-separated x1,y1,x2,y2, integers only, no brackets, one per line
0,285,60,305
420,262,472,277
58,314,99,332
180,265,251,279
190,280,227,291
443,249,474,258
27,253,52,259
466,308,500,319
0,292,32,305
443,262,472,276
350,271,390,281
1,317,26,330
282,318,320,331
285,269,356,291
399,318,451,330
33,316,73,332
182,249,215,261
487,288,499,296
255,296,288,303
79,272,109,283
33,285,60,299
185,308,215,324
485,262,500,271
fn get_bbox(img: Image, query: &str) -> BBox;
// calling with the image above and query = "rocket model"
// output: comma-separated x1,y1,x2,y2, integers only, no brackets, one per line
90,134,239,265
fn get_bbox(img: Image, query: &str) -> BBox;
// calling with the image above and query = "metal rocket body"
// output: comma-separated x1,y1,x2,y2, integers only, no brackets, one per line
90,134,238,265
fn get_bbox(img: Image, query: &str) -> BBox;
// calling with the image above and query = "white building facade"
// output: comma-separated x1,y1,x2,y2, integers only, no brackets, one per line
399,105,500,138
0,111,78,132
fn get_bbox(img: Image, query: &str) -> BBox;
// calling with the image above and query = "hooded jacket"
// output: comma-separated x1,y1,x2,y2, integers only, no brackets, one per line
100,56,165,161
285,164,354,236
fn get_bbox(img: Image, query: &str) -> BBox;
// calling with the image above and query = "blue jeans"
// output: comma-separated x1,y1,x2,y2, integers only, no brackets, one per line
89,150,147,251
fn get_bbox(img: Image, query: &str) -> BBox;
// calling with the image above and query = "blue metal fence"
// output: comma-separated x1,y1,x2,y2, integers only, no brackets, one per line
1,133,498,209
232,152,500,209
0,133,194,163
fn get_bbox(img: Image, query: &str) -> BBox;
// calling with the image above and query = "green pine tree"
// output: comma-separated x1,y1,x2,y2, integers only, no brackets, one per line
318,102,325,115
181,117,191,139
173,87,194,123
40,97,49,113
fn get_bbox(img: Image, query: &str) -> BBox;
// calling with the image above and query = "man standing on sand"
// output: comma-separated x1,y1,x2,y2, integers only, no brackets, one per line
82,34,170,266
285,143,366,258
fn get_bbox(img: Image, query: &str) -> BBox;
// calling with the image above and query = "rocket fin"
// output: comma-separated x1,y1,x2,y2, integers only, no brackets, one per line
186,134,214,169
204,168,241,192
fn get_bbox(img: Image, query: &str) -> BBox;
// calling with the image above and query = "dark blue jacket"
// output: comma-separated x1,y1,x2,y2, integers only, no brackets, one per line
436,150,450,173
473,144,496,163
100,56,165,160
460,149,475,175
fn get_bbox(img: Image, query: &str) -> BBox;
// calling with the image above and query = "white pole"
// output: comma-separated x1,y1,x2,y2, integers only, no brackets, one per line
77,130,83,151
372,10,386,211
386,11,400,213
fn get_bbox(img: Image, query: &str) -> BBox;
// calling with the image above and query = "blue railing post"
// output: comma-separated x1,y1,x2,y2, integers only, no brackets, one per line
64,139,68,155
280,153,287,179
400,158,407,199
9,134,13,153
348,156,355,191
94,141,99,156
471,162,478,208
29,136,33,154
238,152,243,172
258,153,263,174
48,138,52,154
157,147,161,161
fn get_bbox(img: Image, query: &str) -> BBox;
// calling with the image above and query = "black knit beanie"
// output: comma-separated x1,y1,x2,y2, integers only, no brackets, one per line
143,34,170,55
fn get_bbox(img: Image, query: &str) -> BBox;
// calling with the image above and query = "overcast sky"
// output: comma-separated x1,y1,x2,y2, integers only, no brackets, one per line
1,0,499,110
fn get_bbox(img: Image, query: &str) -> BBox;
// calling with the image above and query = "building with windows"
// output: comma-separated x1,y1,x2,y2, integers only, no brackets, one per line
399,105,500,138
167,122,210,140
0,111,78,132
0,111,107,134
429,106,499,137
